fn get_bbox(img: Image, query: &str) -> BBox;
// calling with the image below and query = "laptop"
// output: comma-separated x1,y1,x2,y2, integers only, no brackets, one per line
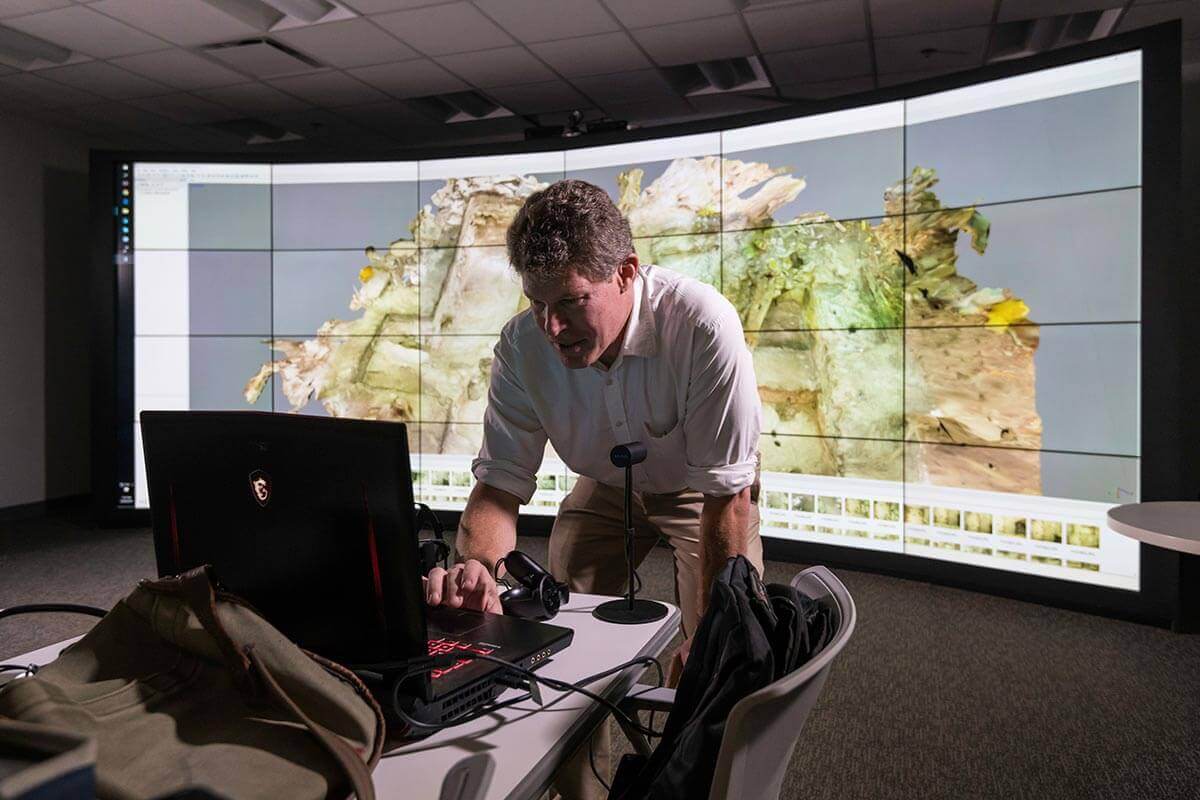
139,410,573,727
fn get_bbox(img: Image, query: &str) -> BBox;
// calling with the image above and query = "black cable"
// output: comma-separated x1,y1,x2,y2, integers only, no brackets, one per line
0,604,107,622
0,664,38,676
462,654,660,738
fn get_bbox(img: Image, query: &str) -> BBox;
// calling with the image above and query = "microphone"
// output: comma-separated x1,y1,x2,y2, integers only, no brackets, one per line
594,441,668,625
610,442,647,468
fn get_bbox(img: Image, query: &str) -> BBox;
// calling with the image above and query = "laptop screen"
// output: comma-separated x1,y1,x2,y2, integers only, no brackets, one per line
140,411,427,665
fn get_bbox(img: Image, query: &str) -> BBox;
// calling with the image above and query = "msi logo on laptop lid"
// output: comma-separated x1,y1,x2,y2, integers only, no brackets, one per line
249,469,271,507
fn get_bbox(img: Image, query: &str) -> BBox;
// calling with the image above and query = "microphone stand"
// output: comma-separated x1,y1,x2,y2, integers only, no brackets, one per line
593,441,669,624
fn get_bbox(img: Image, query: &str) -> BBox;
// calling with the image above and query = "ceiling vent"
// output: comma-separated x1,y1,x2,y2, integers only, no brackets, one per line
987,9,1122,62
208,117,303,145
408,91,513,123
660,55,771,96
0,24,71,66
201,38,322,78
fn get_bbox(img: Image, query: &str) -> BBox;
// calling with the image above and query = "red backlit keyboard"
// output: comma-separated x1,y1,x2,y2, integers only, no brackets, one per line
427,638,497,680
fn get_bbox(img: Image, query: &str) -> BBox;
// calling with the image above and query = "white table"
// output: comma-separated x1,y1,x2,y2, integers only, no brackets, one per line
1107,502,1200,556
2,593,680,800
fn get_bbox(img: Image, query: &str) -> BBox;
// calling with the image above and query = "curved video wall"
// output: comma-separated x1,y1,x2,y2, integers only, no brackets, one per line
119,49,1145,592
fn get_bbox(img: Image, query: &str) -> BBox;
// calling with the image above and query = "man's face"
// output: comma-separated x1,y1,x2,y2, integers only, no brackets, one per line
523,258,637,369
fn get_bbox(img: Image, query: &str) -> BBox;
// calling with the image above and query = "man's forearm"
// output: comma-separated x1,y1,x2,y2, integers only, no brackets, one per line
456,482,521,574
698,487,752,617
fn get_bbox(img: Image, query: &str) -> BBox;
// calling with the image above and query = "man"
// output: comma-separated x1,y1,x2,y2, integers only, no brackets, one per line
425,179,764,797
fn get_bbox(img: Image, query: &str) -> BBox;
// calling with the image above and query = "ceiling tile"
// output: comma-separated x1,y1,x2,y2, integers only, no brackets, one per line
38,60,170,99
1117,1,1199,39
485,79,590,113
869,0,995,38
764,40,873,84
998,0,1125,23
602,0,736,29
339,0,456,14
267,70,390,106
100,131,175,150
435,46,555,88
599,95,696,125
273,18,417,68
194,81,313,113
874,25,989,73
877,66,964,87
571,68,679,105
372,2,513,56
3,4,166,58
62,101,174,131
0,104,82,134
434,114,529,140
685,90,784,115
744,0,866,53
775,75,876,100
631,15,756,66
348,58,468,97
124,92,241,124
0,0,72,20
528,31,650,77
110,49,248,90
271,107,371,139
0,49,92,72
0,71,97,107
149,124,245,150
473,0,618,43
337,98,448,135
90,0,262,48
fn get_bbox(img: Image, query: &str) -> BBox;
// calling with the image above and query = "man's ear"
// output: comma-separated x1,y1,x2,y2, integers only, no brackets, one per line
617,253,639,291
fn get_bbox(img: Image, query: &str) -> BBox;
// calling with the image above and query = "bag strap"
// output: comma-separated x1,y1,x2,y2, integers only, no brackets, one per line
247,646,376,800
141,567,252,681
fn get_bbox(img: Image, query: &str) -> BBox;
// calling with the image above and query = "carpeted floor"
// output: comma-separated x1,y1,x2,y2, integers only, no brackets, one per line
2,509,1199,799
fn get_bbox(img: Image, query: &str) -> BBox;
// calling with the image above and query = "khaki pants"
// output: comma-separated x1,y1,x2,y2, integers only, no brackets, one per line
546,476,764,800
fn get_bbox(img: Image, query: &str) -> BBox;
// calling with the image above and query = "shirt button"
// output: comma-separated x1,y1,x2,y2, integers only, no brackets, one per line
616,421,624,427
606,379,613,386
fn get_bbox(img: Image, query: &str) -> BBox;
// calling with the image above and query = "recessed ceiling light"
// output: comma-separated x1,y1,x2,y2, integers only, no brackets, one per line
0,24,71,67
262,0,336,24
199,0,285,30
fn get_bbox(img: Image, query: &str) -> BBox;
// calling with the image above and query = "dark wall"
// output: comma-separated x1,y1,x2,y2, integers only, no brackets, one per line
0,114,90,511
43,165,91,502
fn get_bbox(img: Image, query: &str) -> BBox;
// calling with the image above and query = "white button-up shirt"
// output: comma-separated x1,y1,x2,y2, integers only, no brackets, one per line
472,264,762,502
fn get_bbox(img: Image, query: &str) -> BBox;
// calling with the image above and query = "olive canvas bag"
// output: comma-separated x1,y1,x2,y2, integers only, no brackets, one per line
0,567,384,800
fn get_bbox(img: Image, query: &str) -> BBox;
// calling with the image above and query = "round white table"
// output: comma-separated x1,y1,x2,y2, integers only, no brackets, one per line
1107,502,1200,556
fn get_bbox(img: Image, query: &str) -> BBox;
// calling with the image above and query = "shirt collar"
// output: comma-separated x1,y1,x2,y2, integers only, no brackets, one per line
591,269,658,373
622,270,658,359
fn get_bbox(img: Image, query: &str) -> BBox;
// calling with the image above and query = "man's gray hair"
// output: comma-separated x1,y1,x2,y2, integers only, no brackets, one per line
507,179,634,283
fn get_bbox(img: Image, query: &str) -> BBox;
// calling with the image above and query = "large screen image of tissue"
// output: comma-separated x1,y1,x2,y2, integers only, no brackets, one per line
125,51,1143,591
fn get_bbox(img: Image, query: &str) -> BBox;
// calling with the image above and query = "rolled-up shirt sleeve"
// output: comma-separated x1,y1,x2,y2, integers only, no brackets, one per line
682,305,762,496
471,330,548,504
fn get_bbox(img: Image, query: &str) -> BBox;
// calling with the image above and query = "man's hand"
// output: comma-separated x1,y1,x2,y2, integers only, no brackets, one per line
424,559,504,614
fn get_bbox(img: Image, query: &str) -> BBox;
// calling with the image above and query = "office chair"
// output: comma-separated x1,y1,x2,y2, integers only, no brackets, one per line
617,565,857,800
